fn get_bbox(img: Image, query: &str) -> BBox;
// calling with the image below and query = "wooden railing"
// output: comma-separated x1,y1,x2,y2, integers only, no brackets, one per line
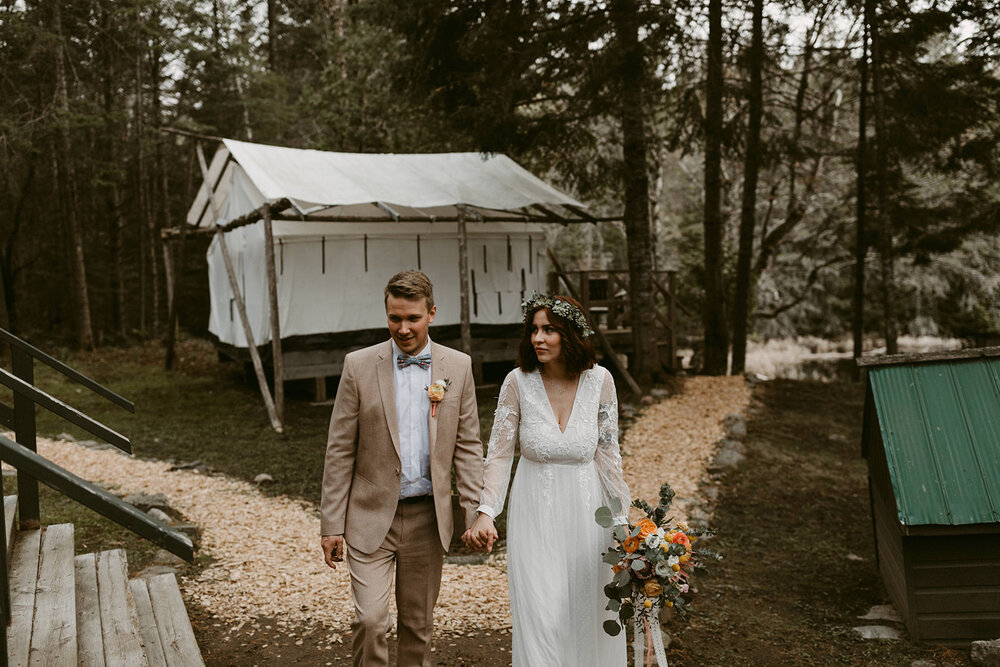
0,328,193,664
547,267,692,372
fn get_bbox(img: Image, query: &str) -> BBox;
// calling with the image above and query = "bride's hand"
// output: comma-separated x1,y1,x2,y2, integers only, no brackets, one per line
464,513,498,553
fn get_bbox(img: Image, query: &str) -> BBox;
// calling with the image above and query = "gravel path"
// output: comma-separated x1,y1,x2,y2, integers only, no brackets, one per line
25,375,750,639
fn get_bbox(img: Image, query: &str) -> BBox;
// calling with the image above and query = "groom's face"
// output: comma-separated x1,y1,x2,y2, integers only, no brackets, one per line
386,295,436,355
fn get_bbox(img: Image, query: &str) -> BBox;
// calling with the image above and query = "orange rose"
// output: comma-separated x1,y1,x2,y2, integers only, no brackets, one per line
622,536,641,553
643,581,663,598
427,384,446,402
671,532,690,548
636,519,657,539
612,564,623,574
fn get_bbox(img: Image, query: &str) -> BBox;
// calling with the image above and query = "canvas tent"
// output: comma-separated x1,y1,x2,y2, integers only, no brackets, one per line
177,138,604,430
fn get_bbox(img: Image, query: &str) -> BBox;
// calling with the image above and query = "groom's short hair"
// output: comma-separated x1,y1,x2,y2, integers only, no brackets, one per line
384,270,435,310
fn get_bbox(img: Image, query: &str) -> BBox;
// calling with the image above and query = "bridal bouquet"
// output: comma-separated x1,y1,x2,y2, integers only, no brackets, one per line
594,483,719,638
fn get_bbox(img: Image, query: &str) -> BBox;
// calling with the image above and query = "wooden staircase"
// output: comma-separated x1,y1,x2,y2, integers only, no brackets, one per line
3,496,203,666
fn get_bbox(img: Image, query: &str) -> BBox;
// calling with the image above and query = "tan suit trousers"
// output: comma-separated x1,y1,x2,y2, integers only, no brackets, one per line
346,497,443,667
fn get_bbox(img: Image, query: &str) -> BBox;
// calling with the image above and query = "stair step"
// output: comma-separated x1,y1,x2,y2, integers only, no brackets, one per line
6,528,41,667
4,494,17,559
129,578,168,667
30,523,77,666
96,549,148,665
74,553,105,667
145,573,204,666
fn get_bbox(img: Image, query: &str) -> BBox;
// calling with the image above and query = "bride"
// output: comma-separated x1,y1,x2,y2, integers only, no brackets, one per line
463,293,630,666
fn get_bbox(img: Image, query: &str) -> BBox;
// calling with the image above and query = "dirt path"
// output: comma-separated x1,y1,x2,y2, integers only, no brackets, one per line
27,375,750,664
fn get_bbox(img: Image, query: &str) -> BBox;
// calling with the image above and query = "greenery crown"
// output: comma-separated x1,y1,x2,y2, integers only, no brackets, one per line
521,292,595,337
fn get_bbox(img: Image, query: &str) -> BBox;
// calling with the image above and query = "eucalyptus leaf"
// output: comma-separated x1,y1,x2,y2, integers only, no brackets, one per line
619,602,634,621
630,559,645,572
603,620,621,637
607,598,621,612
613,525,627,542
604,582,621,600
609,497,623,514
602,551,621,565
594,506,614,528
613,569,631,587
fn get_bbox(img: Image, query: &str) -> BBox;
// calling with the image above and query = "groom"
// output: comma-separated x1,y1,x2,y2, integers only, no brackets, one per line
321,270,484,666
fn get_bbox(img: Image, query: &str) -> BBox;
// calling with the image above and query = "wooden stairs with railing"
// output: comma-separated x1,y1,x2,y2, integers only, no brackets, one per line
3,495,203,666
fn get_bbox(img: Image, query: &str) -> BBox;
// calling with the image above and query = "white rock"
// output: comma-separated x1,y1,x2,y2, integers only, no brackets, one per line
852,625,901,640
147,507,173,524
857,604,903,623
254,473,275,484
56,432,76,442
971,638,1000,666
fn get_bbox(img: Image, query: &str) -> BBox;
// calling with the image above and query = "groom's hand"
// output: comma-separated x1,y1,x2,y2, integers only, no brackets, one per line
463,514,498,553
322,535,344,569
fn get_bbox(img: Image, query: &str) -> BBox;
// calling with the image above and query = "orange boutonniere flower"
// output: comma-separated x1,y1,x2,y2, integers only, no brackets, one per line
425,379,451,417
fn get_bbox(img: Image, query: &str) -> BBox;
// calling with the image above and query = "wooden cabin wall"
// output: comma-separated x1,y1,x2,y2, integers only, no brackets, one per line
905,533,1000,646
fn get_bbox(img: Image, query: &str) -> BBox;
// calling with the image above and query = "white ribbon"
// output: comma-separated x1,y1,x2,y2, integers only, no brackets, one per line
632,603,668,667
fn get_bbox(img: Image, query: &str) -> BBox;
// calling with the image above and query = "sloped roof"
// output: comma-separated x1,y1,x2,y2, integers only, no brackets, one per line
186,139,591,228
866,351,1000,526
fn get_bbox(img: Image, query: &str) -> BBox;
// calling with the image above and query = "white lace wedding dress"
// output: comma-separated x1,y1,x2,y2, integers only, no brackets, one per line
478,365,630,666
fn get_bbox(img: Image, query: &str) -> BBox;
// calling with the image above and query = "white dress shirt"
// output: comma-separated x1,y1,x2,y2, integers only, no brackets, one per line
392,339,434,498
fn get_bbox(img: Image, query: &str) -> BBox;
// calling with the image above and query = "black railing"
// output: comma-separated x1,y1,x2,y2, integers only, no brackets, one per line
0,329,193,665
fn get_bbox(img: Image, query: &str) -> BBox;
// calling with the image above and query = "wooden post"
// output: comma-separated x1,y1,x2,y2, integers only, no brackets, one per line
196,142,283,433
262,204,283,424
457,208,473,356
546,248,643,396
12,347,39,529
668,271,677,371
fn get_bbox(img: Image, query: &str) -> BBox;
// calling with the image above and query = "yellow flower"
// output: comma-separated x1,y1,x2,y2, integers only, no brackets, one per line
679,554,690,563
671,563,680,572
664,600,674,608
643,599,653,609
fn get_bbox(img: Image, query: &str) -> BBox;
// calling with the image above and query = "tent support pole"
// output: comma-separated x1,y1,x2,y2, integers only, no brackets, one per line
196,142,283,433
263,203,284,425
457,208,473,359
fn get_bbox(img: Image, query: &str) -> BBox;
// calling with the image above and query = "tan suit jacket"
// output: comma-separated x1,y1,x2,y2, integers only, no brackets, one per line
321,340,484,554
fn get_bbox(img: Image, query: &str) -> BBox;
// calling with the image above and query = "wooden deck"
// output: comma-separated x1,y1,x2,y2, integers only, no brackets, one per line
3,496,204,666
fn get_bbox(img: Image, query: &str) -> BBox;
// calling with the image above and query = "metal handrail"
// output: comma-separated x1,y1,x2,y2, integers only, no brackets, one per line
0,435,193,561
0,329,134,413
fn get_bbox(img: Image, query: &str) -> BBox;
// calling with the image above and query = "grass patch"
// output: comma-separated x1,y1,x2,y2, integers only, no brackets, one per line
667,380,969,666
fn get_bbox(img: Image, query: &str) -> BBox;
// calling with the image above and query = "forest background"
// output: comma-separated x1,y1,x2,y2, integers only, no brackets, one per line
1,0,998,382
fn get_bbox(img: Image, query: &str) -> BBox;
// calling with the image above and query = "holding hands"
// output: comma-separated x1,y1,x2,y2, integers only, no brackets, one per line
462,513,498,553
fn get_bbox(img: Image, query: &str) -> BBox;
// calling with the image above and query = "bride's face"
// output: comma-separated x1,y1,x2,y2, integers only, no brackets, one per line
530,309,562,365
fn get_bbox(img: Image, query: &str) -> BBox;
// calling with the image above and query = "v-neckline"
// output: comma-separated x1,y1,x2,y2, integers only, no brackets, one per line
538,370,585,434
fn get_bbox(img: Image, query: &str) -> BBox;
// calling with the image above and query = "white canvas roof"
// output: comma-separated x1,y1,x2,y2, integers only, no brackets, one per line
186,139,588,228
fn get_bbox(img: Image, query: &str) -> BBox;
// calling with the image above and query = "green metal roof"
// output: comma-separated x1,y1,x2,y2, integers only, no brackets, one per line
868,356,1000,526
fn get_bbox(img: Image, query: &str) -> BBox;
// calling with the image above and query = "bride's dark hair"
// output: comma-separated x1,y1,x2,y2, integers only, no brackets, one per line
518,295,597,375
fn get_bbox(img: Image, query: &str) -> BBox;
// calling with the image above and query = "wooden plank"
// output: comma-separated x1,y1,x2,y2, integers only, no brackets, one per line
916,613,1000,642
857,345,1000,367
29,523,77,666
5,494,17,559
74,553,105,667
912,560,1000,588
130,578,168,667
6,529,41,667
96,549,147,665
913,586,1000,614
146,573,204,666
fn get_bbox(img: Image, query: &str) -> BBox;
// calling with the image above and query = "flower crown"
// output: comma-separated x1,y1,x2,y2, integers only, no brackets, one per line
521,292,595,337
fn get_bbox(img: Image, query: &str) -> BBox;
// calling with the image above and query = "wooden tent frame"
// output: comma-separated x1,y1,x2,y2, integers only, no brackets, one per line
162,134,640,431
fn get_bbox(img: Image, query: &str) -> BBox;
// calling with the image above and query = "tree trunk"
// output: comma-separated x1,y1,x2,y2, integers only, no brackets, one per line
135,3,160,336
610,0,660,386
702,0,728,375
853,8,870,367
869,0,898,354
732,0,764,375
53,0,94,349
268,0,277,71
1,161,35,334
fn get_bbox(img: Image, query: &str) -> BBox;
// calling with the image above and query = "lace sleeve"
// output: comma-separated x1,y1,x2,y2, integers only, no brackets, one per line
477,371,520,519
596,369,630,524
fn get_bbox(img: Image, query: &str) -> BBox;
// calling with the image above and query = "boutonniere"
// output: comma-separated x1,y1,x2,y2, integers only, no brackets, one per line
426,378,451,417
